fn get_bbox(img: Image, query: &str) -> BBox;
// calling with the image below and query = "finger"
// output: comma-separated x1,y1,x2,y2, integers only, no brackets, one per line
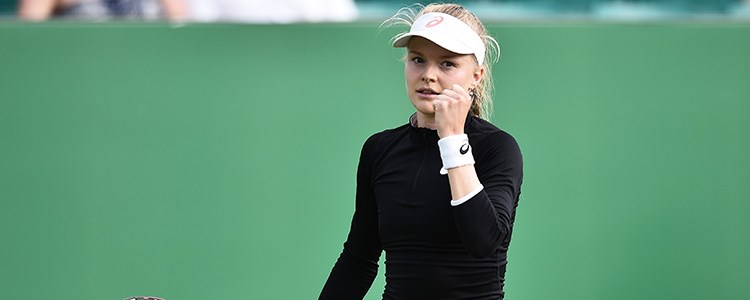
450,84,471,100
451,83,467,95
440,88,461,101
434,94,452,102
442,85,470,102
433,100,445,112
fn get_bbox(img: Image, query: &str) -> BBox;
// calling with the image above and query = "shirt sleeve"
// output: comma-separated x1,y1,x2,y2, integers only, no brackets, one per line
319,136,383,300
451,131,523,258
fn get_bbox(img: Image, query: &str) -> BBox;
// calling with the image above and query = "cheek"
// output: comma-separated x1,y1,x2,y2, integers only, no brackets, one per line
404,66,419,84
450,70,476,86
404,63,415,75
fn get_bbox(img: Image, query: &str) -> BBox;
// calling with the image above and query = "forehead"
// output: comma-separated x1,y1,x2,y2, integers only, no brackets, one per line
406,36,472,60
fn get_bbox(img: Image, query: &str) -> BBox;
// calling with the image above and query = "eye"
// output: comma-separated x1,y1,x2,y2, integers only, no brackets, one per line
442,60,457,68
410,56,425,64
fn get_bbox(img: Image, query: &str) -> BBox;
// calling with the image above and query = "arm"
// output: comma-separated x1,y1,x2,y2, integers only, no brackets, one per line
446,164,481,201
319,137,382,300
450,136,523,257
434,84,484,200
434,84,523,258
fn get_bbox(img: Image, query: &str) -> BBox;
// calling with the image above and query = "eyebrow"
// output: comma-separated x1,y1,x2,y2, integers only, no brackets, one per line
408,50,461,60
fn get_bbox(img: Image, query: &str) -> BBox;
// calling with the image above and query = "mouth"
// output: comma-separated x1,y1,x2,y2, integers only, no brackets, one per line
416,87,440,98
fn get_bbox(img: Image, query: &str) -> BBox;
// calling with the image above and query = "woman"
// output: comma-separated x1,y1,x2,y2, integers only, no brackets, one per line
320,3,523,299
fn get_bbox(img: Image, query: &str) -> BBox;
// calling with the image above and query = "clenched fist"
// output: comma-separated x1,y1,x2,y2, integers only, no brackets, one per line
434,84,473,138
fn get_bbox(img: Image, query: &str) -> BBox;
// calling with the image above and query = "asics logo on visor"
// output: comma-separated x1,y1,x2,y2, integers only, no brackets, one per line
425,16,444,28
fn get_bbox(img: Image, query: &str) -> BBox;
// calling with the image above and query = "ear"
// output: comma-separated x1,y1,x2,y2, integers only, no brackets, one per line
472,65,485,88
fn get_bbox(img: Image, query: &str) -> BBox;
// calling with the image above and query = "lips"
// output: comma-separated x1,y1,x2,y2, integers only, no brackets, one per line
416,87,441,98
416,87,440,95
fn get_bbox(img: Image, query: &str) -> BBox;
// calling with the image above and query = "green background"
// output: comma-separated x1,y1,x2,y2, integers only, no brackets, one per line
1,21,749,299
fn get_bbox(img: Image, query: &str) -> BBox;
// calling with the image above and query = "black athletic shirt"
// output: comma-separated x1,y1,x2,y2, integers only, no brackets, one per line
320,115,523,300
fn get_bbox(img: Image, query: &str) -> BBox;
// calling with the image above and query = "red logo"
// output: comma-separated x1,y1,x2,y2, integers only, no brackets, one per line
425,16,444,28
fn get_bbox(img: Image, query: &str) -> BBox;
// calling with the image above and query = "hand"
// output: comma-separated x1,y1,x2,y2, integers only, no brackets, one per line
434,84,472,138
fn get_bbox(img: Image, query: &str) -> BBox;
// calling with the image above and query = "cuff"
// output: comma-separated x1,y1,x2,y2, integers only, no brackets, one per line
450,184,484,206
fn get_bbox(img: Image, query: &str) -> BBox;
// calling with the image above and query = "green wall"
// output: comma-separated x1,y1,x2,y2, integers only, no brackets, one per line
1,21,749,299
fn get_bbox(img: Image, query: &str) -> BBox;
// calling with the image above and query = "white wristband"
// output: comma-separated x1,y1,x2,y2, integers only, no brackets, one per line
437,134,475,175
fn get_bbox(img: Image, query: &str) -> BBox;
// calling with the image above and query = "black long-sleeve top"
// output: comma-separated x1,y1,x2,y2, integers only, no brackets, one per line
320,115,523,300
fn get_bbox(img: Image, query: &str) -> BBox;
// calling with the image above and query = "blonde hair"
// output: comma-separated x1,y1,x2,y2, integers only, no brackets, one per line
383,3,501,119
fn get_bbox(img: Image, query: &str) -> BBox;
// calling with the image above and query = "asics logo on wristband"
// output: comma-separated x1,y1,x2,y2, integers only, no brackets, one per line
459,143,470,155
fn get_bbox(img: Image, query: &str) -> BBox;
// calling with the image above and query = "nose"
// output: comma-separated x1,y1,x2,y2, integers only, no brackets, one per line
421,64,437,83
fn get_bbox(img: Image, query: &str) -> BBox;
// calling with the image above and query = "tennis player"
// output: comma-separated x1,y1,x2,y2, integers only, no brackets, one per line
320,3,523,299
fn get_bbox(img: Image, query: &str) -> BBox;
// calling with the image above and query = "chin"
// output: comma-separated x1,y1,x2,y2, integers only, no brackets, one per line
413,103,436,115
408,95,436,115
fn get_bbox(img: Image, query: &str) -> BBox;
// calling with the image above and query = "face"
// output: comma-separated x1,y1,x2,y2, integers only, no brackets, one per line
405,36,484,116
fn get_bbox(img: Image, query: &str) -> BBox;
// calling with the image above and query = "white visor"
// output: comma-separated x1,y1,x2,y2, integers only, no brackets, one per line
393,12,486,65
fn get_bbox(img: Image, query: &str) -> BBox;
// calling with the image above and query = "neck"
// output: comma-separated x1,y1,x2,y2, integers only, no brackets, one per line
415,112,438,130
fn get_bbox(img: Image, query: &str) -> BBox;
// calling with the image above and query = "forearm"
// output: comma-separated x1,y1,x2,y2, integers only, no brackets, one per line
445,132,523,258
446,164,482,201
320,247,380,299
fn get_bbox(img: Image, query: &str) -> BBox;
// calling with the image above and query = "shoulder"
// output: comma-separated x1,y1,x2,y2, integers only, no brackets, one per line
466,117,520,149
360,123,411,157
356,123,411,177
466,117,523,168
363,123,410,148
